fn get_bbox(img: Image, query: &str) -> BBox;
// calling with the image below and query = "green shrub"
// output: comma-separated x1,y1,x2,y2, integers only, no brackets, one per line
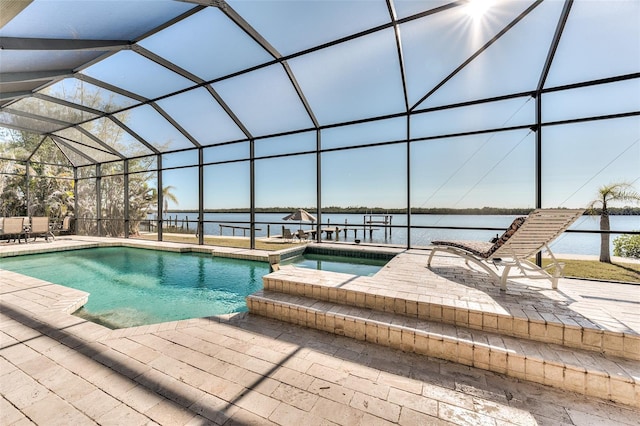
613,232,640,259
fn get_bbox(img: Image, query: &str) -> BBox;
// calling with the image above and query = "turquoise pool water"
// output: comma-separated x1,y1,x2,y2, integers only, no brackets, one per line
0,247,269,329
283,253,387,276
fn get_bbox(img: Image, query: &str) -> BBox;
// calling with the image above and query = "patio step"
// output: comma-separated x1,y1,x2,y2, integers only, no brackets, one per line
261,271,640,361
247,290,640,408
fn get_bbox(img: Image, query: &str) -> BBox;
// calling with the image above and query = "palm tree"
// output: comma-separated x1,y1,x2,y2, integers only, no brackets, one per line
589,182,640,263
161,185,179,213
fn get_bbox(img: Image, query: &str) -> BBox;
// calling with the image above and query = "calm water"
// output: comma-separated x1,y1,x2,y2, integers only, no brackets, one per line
282,253,387,277
160,212,640,256
0,247,269,329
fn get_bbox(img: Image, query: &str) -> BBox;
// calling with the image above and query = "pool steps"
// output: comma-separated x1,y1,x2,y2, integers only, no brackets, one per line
247,270,640,408
3,237,638,406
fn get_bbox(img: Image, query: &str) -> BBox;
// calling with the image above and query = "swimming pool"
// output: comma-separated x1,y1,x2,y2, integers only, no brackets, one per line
0,247,269,329
282,252,387,276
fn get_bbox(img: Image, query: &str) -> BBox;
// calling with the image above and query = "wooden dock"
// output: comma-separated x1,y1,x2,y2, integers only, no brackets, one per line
314,214,393,241
298,226,381,241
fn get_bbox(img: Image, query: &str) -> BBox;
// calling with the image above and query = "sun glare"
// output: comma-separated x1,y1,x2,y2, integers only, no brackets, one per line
466,0,494,19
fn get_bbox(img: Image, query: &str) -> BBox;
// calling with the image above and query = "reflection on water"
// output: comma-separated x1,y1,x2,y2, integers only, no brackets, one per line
159,212,639,256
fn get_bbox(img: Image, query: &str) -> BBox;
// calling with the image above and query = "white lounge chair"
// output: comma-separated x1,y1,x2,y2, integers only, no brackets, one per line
427,209,585,290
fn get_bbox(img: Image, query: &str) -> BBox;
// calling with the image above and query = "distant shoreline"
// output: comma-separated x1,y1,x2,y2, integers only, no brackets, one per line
163,207,640,216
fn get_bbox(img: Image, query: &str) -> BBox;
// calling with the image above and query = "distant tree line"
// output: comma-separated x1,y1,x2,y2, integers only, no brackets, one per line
594,206,640,215
166,206,640,215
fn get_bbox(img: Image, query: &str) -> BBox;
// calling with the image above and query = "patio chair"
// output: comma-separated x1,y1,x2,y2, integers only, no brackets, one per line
427,209,585,290
1,217,27,243
30,216,54,242
17,216,30,230
282,228,294,242
62,216,74,234
296,229,309,241
54,216,74,236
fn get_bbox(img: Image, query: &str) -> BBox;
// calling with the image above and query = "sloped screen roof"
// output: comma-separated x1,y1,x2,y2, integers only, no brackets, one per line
1,0,639,167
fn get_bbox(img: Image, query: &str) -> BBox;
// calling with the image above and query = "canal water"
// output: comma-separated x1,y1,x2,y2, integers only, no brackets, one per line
156,212,639,256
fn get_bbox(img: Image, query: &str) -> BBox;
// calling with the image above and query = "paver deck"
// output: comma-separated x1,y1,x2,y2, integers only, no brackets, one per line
1,237,639,425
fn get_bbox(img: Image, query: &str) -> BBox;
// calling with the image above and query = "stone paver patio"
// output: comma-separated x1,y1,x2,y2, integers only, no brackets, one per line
1,237,639,425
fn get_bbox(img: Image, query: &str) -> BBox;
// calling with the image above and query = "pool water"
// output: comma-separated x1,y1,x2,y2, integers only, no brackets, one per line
0,247,269,329
283,253,387,276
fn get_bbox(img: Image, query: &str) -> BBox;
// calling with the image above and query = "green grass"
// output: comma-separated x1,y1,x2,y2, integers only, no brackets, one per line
542,258,640,283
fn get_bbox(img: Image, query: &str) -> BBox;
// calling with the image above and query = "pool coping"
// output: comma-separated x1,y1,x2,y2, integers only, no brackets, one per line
0,237,403,266
0,236,270,261
0,237,403,330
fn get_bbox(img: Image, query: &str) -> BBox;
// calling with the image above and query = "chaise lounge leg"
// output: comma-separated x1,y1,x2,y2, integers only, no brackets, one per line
427,249,438,267
551,275,558,290
500,266,511,291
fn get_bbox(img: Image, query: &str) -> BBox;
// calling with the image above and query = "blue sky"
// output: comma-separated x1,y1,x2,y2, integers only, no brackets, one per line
2,0,639,212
